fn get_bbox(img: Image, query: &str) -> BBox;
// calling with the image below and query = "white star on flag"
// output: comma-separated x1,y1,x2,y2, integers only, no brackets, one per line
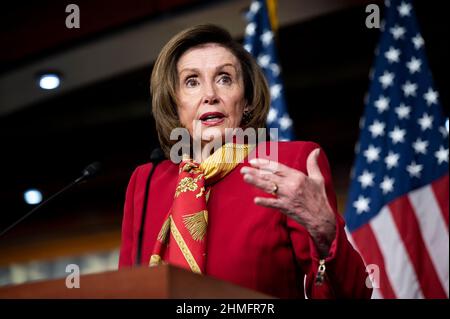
260,30,273,46
412,138,429,154
389,126,406,144
412,33,424,49
434,146,449,164
395,103,411,119
353,196,371,214
358,170,375,188
397,1,412,17
369,120,386,138
379,71,395,88
390,25,406,39
385,151,400,169
374,96,390,113
406,57,421,74
244,44,252,53
270,64,280,76
402,81,417,97
250,1,261,13
385,46,401,63
257,54,270,68
423,88,438,106
278,114,293,130
363,145,381,163
267,108,278,124
380,176,395,194
418,113,433,131
406,160,423,178
245,22,256,36
270,84,282,100
439,126,449,138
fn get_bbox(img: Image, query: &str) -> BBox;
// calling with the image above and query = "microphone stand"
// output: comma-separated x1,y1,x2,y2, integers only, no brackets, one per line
135,148,164,266
0,162,101,238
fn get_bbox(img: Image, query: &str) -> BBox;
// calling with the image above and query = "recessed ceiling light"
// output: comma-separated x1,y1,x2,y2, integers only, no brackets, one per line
24,189,43,205
38,73,61,90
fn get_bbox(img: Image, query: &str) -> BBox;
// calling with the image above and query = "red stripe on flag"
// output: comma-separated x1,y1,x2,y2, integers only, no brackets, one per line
388,195,447,298
431,174,449,229
352,224,396,298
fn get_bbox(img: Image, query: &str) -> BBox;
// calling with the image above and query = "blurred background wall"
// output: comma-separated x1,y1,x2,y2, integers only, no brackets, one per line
0,0,448,286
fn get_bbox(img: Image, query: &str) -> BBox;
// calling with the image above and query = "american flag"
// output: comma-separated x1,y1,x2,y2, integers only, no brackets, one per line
243,0,294,141
344,0,449,298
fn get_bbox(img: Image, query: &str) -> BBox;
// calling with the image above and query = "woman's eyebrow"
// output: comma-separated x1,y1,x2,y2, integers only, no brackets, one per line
179,67,199,76
216,63,237,72
179,63,238,75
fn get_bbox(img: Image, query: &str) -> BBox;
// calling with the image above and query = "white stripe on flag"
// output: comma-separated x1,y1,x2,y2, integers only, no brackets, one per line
370,206,424,298
344,226,359,253
408,185,450,297
371,286,383,299
345,226,381,299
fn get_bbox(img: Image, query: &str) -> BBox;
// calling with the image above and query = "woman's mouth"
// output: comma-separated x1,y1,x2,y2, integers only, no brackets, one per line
199,112,225,126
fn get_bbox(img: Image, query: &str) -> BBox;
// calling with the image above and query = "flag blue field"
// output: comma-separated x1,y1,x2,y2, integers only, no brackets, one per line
243,0,294,141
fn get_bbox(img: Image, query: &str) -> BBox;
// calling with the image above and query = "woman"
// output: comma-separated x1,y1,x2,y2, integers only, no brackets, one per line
119,24,372,299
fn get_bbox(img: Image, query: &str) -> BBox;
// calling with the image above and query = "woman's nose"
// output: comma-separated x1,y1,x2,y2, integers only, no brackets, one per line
202,83,219,105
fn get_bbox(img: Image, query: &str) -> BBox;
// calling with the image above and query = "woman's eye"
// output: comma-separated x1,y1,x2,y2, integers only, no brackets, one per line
185,78,199,87
218,75,232,85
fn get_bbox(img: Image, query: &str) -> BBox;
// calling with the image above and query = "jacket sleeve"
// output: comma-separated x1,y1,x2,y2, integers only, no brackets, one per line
118,166,140,268
287,142,372,299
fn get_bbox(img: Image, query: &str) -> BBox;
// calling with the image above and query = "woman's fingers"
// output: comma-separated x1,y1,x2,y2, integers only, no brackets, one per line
254,197,284,210
306,148,324,183
240,160,303,196
241,168,281,195
248,158,293,176
240,166,283,182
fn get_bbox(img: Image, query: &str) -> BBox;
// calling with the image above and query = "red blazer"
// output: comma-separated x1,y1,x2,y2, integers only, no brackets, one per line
119,141,372,298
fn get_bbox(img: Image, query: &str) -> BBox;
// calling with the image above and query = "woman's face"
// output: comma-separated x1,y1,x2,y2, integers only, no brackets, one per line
176,43,247,145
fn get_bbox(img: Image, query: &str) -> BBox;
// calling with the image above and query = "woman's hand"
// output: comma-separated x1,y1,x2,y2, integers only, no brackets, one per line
240,149,336,258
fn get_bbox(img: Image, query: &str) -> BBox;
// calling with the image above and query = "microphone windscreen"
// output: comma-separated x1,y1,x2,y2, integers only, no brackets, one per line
82,161,102,178
150,148,165,163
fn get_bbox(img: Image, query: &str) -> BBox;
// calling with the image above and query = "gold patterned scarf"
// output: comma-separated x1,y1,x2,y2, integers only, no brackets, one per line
149,143,251,274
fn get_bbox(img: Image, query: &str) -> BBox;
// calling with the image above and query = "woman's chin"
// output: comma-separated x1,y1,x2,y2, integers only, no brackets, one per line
200,133,225,146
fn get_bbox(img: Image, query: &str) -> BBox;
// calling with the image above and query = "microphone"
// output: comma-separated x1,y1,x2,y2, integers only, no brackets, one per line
0,162,102,238
75,161,102,184
135,148,165,266
150,148,164,164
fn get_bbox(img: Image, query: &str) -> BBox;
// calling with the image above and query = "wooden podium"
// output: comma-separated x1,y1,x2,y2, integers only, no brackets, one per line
0,264,272,299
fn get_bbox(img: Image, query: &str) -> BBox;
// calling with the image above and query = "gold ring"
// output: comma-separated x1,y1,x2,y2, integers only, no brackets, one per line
270,182,278,196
